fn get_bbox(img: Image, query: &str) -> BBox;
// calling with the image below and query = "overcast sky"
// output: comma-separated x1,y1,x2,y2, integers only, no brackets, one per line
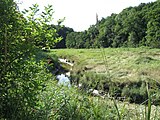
16,0,157,31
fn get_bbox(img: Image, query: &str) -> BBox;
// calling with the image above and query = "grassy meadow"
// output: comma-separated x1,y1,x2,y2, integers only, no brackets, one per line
50,47,160,83
45,48,160,119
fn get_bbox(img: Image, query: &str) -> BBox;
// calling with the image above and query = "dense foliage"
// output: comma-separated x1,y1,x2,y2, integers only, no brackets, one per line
65,1,160,48
54,25,74,48
0,0,60,119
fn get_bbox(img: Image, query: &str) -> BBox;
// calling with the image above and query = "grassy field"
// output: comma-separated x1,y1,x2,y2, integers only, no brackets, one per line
48,48,160,105
50,48,160,83
44,48,160,119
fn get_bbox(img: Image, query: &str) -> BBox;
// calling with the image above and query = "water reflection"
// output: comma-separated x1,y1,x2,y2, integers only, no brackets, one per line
57,74,71,87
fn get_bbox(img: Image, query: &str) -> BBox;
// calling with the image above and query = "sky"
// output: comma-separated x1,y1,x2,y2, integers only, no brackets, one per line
16,0,157,31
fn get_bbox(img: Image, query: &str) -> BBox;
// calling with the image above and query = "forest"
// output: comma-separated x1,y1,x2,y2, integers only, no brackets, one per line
1,0,160,119
55,1,160,49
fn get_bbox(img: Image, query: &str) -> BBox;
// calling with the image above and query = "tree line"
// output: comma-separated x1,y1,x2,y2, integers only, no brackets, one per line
58,1,160,48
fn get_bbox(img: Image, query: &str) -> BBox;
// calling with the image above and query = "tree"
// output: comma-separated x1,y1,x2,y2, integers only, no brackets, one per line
145,1,160,48
63,1,159,48
0,1,61,119
55,26,74,48
98,14,117,47
22,4,61,49
66,32,77,48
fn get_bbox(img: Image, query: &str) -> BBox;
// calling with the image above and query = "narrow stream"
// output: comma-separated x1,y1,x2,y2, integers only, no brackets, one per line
56,58,102,96
56,58,74,87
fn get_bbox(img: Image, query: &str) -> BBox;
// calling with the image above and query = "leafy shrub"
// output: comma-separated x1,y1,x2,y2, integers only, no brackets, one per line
0,56,53,119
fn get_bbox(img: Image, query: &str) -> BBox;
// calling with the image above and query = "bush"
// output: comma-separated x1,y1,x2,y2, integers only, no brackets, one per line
29,79,116,120
0,56,53,119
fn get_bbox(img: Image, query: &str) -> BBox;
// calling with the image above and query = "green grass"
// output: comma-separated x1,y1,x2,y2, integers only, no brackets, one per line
34,79,160,120
25,77,159,120
50,48,160,83
45,48,160,119
49,48,160,104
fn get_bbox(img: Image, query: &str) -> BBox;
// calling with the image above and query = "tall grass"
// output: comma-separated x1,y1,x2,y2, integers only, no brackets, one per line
146,82,151,120
15,77,158,120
